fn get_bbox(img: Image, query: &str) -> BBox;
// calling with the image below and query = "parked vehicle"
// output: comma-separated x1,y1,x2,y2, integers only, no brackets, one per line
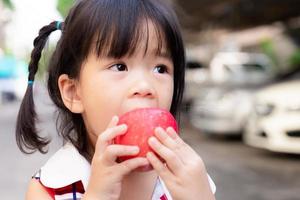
190,87,254,134
244,75,300,154
0,55,28,102
188,52,275,135
210,52,275,84
183,61,209,112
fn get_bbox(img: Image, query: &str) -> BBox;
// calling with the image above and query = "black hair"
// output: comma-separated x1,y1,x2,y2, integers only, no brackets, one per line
16,0,185,161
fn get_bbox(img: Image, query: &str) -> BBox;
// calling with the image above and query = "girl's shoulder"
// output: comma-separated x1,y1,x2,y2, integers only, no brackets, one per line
33,143,91,198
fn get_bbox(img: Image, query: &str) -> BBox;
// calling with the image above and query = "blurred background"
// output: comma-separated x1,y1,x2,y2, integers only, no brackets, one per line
0,0,299,199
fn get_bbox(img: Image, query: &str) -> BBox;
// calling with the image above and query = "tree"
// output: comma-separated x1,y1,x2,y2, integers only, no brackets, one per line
2,0,13,10
57,0,75,18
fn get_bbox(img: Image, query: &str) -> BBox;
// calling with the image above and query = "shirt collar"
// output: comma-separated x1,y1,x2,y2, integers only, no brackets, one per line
39,143,91,190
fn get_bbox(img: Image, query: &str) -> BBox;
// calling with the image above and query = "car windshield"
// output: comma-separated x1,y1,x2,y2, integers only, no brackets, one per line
223,62,271,85
224,63,266,75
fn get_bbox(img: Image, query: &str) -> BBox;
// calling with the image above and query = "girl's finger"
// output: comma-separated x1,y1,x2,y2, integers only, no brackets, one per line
102,145,140,164
100,124,127,144
95,117,127,156
95,116,119,148
166,127,186,147
117,157,150,175
107,115,119,128
95,125,127,155
148,136,183,174
165,127,199,162
146,151,173,180
155,127,183,153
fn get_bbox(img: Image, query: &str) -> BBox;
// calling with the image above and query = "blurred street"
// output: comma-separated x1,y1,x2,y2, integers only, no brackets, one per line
1,1,300,199
181,117,300,200
1,87,299,200
0,85,62,200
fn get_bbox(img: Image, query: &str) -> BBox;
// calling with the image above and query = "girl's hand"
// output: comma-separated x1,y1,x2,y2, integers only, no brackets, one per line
147,127,216,200
83,116,149,200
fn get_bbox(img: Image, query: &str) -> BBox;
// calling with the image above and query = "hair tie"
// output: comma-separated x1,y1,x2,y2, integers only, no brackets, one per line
56,21,62,30
28,80,34,85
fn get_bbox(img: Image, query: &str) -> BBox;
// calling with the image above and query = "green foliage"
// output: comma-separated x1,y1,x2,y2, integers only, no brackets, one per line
260,38,278,66
2,0,14,10
289,49,300,69
3,47,13,56
35,45,56,80
57,0,75,18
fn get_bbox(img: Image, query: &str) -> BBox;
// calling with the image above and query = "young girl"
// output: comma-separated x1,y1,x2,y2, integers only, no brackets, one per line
16,0,216,199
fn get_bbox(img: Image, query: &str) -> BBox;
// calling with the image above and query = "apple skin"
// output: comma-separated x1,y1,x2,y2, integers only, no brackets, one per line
114,108,178,171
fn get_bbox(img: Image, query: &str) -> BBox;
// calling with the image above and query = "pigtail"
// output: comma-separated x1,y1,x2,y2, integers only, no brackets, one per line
16,21,62,154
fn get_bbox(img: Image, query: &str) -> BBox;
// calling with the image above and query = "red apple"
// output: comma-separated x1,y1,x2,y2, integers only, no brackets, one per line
114,108,178,171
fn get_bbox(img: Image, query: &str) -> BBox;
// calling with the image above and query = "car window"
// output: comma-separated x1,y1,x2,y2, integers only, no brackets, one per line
242,63,266,72
224,63,267,76
186,61,204,69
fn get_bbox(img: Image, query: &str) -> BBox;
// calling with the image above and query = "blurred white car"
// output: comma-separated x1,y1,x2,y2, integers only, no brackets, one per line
244,79,300,154
210,52,276,84
183,61,210,112
0,56,28,102
190,88,254,134
188,52,275,135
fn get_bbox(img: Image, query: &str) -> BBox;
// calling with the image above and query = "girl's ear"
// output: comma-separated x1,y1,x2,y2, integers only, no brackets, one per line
58,74,84,113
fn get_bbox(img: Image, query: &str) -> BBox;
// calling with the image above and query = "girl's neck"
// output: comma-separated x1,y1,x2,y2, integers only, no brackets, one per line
124,169,157,182
120,170,158,200
85,133,98,163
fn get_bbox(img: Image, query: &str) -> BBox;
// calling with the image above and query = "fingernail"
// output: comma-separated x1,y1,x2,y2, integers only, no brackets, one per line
148,137,154,143
155,127,163,132
148,137,156,145
147,152,153,157
112,115,119,122
156,127,165,136
167,127,177,139
133,146,139,152
121,124,127,129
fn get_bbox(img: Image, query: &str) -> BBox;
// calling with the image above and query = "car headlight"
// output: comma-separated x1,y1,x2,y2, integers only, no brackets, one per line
255,103,275,116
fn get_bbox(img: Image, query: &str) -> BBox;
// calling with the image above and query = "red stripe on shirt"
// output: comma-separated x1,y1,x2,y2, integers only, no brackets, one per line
160,194,168,200
54,181,85,195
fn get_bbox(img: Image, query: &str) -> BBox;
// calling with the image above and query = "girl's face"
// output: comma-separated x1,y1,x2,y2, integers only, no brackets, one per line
69,22,174,145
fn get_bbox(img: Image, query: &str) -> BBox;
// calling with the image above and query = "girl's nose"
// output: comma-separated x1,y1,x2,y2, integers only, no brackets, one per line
130,78,156,99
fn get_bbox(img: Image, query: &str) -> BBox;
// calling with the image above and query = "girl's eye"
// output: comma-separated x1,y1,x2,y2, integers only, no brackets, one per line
154,65,168,74
109,63,128,71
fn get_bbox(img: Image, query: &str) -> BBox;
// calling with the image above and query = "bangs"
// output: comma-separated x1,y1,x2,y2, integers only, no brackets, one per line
89,0,172,58
95,18,168,58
